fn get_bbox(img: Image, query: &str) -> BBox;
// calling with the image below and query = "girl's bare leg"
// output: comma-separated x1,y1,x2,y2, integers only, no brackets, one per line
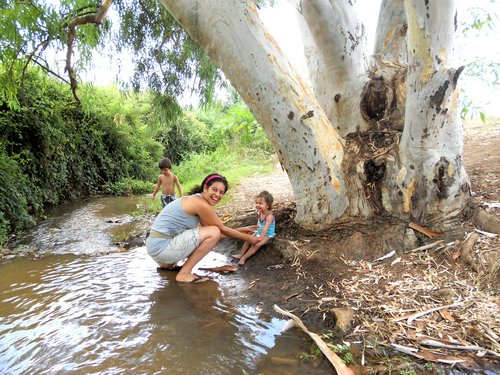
232,241,250,259
176,226,221,283
239,237,270,265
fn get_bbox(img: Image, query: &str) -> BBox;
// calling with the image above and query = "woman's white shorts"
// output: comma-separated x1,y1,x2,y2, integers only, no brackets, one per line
146,228,201,264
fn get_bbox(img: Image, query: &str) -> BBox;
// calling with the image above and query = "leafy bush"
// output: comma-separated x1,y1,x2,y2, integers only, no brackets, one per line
0,148,35,244
195,100,273,153
0,69,163,237
0,68,277,241
103,178,154,195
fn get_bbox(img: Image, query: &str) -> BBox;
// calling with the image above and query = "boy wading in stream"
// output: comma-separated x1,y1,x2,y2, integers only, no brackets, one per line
151,157,183,207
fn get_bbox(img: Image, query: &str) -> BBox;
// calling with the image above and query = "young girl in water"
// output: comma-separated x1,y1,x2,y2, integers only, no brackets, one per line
232,190,275,265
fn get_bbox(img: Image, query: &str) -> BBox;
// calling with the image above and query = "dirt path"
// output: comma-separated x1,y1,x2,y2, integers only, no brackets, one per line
464,121,500,205
218,162,294,216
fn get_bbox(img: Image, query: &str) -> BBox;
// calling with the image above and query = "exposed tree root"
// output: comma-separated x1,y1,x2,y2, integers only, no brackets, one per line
460,232,480,272
474,207,500,234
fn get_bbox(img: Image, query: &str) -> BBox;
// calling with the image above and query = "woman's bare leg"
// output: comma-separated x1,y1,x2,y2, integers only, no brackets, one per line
176,226,220,283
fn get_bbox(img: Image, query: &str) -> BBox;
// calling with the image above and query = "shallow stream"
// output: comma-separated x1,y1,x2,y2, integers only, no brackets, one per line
0,196,333,374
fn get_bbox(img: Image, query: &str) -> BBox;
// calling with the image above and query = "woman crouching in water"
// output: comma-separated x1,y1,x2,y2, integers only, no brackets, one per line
146,173,259,284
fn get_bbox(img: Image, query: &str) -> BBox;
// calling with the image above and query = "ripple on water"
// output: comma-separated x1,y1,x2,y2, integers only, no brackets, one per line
1,196,333,374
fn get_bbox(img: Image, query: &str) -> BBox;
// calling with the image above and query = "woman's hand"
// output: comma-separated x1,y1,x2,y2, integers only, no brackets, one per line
237,225,257,234
247,234,260,245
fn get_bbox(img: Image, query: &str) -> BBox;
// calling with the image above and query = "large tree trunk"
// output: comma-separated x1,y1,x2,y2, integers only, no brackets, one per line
160,0,470,231
391,0,469,225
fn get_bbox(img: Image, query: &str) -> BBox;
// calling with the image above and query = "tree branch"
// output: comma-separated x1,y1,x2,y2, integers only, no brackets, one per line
294,0,369,135
32,56,70,84
374,0,408,62
65,0,113,103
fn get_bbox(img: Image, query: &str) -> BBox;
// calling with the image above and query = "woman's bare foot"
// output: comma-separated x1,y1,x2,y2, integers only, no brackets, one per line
238,258,246,266
176,273,211,283
159,262,177,268
231,254,241,259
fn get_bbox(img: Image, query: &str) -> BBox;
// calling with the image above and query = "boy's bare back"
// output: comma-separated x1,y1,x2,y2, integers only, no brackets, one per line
158,172,178,195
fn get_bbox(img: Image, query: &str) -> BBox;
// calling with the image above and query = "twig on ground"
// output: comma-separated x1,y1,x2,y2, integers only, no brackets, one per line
274,304,354,375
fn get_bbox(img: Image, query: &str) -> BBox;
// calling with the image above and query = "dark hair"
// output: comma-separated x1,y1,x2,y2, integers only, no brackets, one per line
159,157,172,169
257,190,273,208
189,173,229,194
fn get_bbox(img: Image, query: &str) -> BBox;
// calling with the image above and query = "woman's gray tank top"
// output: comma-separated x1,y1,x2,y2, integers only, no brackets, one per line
151,194,201,236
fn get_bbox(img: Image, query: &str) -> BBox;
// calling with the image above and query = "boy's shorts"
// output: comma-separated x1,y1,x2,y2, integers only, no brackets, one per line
146,228,200,264
161,194,176,207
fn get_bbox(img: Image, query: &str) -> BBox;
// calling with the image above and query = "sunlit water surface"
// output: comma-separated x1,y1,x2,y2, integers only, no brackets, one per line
0,196,333,374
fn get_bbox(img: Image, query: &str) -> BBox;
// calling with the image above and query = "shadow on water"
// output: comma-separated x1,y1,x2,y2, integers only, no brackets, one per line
0,196,334,374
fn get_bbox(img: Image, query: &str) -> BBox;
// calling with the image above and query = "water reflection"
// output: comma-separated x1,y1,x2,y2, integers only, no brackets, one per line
0,249,332,374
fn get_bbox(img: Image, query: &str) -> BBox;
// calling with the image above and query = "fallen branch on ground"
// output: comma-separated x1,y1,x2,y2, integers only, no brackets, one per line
409,222,443,238
274,304,354,375
405,240,444,253
390,303,460,324
198,265,238,273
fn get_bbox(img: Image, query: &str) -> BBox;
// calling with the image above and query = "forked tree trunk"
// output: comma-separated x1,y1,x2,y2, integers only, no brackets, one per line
160,0,470,231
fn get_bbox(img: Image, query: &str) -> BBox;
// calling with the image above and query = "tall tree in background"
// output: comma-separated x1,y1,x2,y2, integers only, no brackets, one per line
0,0,221,108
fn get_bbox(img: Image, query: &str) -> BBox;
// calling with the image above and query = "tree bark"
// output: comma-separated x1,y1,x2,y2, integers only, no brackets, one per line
374,0,408,62
294,0,368,135
394,0,469,225
66,0,112,103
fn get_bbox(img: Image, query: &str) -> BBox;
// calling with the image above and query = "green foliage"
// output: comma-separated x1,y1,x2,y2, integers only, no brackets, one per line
0,62,276,244
462,6,496,35
1,0,220,112
398,370,417,375
0,147,35,244
299,345,322,362
299,332,355,365
423,362,434,371
194,100,273,152
0,69,164,242
155,111,211,164
460,3,499,120
112,0,221,103
330,342,353,365
175,145,275,193
461,98,486,123
103,178,153,196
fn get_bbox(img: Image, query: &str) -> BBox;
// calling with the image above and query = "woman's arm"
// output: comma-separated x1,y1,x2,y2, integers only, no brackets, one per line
236,226,257,234
189,197,259,244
